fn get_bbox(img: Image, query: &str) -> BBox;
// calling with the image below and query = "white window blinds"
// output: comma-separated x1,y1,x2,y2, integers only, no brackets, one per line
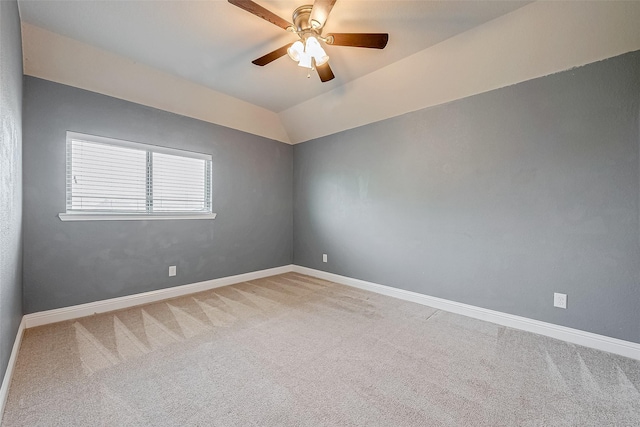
65,132,212,217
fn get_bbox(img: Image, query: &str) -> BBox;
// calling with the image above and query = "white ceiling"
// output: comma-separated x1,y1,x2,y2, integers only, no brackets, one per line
17,0,530,113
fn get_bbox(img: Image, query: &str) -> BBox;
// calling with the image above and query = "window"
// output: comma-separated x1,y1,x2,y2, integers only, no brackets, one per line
59,132,215,221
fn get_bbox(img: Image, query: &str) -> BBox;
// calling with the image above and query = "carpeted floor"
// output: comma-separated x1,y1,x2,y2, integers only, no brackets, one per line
3,273,639,426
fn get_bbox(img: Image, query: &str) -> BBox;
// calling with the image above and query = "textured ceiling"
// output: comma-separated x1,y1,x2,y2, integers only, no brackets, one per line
17,0,530,112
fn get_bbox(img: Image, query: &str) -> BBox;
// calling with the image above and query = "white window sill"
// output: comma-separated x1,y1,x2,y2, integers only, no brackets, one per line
58,213,217,221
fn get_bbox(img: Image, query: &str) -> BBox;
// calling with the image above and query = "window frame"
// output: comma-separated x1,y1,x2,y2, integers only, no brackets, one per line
58,131,216,221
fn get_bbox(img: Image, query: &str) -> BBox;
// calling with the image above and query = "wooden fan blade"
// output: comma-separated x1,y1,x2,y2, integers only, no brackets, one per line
310,0,337,29
316,62,335,82
252,44,293,66
326,33,389,49
228,0,293,31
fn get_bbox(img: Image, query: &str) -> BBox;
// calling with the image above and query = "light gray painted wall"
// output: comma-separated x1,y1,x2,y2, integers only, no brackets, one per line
23,77,293,314
294,50,640,344
0,0,24,383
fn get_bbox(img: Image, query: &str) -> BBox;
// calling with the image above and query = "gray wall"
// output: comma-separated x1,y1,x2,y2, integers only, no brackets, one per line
0,0,24,384
23,77,293,314
294,50,640,344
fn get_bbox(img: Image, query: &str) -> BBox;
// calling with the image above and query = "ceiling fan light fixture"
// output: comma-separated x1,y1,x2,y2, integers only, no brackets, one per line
287,40,305,62
297,51,313,69
305,36,329,66
313,54,329,67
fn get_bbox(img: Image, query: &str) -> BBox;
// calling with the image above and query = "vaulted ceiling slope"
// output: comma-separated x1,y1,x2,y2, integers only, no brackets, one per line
18,1,640,144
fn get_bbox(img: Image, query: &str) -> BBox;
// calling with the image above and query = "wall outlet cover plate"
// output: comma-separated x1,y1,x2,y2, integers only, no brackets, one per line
554,292,567,309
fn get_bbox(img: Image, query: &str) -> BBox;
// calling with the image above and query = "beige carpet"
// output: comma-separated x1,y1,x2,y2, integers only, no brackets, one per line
3,273,639,426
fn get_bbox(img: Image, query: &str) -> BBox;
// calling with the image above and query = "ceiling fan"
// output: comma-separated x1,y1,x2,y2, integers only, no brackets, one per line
228,0,389,82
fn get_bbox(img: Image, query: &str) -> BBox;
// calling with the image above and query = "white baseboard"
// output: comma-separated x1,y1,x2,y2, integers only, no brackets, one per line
292,266,640,361
0,317,26,420
24,264,294,328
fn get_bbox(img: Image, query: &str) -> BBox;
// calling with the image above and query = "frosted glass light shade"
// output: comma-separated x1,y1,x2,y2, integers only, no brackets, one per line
297,51,312,69
287,41,304,62
305,36,329,66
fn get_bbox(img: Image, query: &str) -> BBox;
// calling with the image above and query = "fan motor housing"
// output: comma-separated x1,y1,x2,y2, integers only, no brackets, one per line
292,5,314,33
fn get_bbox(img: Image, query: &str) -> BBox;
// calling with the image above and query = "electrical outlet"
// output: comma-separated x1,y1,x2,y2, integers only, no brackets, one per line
169,266,177,277
553,292,567,309
322,254,328,263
